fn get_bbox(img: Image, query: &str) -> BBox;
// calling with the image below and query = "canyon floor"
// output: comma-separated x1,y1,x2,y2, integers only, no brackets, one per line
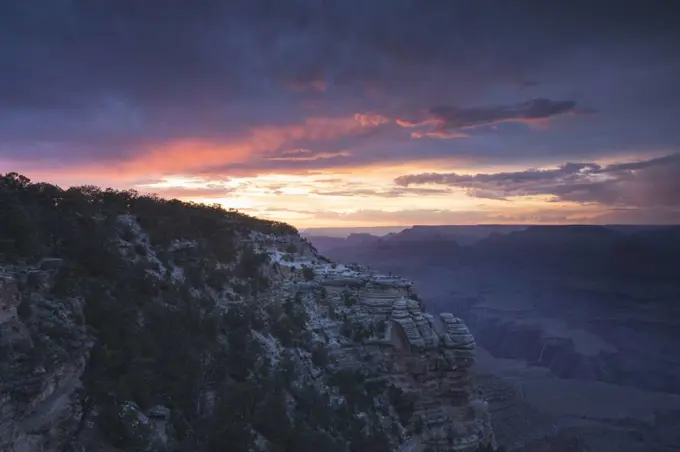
413,266,680,451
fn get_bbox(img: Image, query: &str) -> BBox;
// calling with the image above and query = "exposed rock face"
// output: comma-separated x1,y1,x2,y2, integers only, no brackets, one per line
0,273,20,324
0,264,90,452
280,256,496,451
1,240,494,452
1,242,494,452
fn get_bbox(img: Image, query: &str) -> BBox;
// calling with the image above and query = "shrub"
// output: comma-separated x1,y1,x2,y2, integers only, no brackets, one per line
412,416,424,434
133,243,147,256
342,290,356,307
311,345,329,367
387,385,416,426
302,266,315,281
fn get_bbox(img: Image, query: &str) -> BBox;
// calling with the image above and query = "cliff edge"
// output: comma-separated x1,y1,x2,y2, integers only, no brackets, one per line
0,173,494,452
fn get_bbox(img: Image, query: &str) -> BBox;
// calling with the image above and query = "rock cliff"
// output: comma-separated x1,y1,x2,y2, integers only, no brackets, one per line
1,259,91,452
0,173,494,452
270,246,496,451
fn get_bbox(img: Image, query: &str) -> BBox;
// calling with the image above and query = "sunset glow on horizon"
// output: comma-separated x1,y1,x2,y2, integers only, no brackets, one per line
2,2,679,228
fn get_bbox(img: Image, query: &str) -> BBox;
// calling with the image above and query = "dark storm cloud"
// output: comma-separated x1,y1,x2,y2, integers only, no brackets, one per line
395,153,680,207
0,0,679,170
429,99,576,128
398,98,578,138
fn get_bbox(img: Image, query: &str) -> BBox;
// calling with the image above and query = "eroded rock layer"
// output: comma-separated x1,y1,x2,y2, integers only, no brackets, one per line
274,252,496,451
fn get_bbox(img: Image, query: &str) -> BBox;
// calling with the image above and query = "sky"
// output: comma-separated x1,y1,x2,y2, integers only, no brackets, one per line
2,0,680,228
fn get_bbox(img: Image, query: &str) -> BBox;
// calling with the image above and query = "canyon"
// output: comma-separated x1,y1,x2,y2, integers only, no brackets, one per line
0,174,496,452
308,225,680,451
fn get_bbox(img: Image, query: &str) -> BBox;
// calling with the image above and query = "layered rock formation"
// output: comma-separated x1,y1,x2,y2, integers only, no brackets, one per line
1,260,91,452
274,254,496,451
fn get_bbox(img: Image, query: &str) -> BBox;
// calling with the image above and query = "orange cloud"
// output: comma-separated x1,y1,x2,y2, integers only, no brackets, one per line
353,113,390,127
247,114,385,151
396,118,435,128
24,113,386,181
126,139,253,175
138,185,236,199
410,130,470,139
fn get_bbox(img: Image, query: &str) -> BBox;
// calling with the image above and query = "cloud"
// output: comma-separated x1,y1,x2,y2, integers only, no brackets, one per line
516,80,539,89
132,177,237,199
318,209,495,224
264,150,352,162
313,178,344,184
397,98,578,139
312,186,452,198
1,0,680,227
353,113,390,128
1,2,677,157
409,130,471,140
138,186,237,199
1,113,386,179
294,207,607,226
255,205,680,227
395,153,680,207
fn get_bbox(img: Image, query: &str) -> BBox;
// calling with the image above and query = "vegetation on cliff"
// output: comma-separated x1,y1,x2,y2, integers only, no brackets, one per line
0,173,404,451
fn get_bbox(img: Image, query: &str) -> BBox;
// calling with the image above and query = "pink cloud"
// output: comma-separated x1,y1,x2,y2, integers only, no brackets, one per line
2,112,392,183
353,113,390,127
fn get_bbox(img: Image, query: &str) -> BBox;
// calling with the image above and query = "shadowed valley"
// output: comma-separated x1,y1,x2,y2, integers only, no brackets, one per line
306,225,680,451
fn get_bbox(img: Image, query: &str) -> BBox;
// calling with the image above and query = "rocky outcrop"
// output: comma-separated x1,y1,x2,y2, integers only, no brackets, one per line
1,235,495,452
0,273,20,324
0,174,495,452
1,262,91,452
278,254,496,451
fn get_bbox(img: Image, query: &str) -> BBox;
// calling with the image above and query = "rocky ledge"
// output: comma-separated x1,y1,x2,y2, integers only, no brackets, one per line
269,241,496,451
1,259,91,452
